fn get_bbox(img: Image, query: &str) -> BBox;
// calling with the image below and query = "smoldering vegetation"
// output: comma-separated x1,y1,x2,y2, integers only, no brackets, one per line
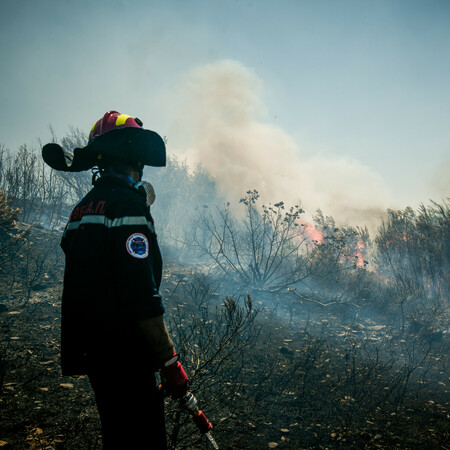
168,60,394,231
0,134,449,449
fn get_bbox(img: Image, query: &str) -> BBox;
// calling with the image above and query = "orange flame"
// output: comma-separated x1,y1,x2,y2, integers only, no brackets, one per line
354,239,365,268
299,221,323,245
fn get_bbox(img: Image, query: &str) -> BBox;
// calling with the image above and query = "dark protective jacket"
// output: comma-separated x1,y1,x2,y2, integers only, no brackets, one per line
60,176,164,375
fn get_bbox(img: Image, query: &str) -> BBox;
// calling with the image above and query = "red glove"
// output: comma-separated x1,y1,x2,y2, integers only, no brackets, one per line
161,353,189,399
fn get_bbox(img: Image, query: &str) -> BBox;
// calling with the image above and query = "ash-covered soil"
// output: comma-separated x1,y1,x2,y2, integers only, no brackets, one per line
0,264,449,449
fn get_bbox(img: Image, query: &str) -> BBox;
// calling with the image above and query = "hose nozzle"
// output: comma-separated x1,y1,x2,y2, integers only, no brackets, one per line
179,392,212,434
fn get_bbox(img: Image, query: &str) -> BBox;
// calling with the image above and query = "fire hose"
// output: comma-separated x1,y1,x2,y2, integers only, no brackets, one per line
159,381,219,448
178,392,219,449
160,352,219,448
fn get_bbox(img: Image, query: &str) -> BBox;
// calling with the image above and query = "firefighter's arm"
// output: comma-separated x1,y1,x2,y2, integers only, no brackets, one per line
138,314,175,361
138,315,189,399
115,200,188,397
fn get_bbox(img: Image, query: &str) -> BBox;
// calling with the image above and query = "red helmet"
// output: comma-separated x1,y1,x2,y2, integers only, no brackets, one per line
89,111,143,142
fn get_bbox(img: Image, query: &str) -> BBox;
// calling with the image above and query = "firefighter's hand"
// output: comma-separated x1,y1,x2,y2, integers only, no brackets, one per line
161,353,189,399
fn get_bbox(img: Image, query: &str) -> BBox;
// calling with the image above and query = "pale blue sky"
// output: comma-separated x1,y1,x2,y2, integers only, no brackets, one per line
1,0,449,210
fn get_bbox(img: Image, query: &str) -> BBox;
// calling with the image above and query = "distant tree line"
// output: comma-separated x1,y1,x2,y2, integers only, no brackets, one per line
0,130,448,333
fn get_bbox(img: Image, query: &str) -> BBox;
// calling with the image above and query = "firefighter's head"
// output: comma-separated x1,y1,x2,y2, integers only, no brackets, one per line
42,110,166,175
90,111,148,181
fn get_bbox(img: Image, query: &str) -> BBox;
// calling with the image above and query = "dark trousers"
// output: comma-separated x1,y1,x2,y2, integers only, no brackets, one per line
88,361,167,449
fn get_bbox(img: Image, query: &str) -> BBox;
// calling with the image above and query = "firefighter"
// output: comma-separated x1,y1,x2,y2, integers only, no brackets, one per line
42,111,188,449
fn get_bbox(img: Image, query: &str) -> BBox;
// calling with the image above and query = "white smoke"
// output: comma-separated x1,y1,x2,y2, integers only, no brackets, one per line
168,60,393,229
431,152,450,199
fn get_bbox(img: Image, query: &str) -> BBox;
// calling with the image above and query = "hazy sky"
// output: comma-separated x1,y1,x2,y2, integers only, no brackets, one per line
1,0,449,224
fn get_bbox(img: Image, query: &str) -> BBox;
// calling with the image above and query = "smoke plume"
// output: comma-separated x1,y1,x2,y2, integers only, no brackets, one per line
431,153,450,199
168,60,393,229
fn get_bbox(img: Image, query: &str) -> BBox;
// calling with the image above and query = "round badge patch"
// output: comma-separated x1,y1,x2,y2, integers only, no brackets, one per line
126,233,149,259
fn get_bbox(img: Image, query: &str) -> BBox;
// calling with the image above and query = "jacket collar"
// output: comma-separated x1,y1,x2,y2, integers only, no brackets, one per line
95,175,136,190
